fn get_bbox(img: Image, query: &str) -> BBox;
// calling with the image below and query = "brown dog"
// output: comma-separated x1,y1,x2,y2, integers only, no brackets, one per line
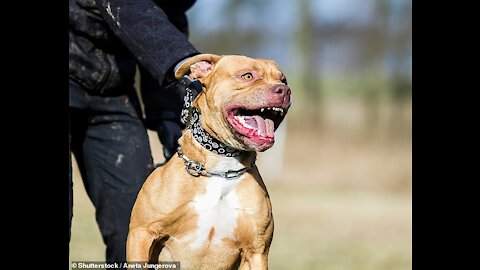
126,54,291,270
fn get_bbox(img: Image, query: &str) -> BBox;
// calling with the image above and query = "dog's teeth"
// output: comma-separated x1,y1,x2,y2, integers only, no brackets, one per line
236,116,247,125
261,108,265,112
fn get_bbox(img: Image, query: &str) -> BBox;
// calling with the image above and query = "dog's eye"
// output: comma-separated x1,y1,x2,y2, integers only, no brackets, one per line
281,75,288,85
241,73,254,80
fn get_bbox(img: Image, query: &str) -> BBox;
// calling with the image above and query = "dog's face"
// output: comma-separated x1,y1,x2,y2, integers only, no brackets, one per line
176,54,291,152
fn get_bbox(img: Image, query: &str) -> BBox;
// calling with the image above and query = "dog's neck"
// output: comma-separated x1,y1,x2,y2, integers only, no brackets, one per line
187,107,243,157
178,130,256,174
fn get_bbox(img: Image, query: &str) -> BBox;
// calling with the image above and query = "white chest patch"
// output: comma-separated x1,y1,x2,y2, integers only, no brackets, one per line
189,157,245,250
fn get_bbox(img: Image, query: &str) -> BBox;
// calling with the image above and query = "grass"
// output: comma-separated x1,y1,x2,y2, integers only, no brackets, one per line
268,184,411,270
69,98,411,270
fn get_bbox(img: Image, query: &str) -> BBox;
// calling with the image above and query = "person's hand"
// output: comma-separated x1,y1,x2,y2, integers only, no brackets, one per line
157,120,183,160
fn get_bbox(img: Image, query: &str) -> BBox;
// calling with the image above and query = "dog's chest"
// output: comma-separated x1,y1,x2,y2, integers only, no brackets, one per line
188,158,245,250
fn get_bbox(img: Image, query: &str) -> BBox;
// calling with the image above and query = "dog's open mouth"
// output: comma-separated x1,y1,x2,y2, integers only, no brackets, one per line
227,105,287,147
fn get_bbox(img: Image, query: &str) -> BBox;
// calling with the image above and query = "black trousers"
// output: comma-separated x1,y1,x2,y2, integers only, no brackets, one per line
69,80,153,264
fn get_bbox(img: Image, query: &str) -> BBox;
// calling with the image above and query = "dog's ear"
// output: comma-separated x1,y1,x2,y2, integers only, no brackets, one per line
174,54,222,80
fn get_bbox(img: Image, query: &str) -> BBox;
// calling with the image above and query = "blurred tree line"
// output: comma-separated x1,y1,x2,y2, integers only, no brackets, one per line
187,0,412,136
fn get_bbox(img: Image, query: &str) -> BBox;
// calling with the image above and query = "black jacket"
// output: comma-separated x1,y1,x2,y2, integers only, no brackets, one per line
69,0,199,125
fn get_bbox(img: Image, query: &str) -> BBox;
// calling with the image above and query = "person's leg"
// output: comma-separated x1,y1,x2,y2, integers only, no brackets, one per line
70,108,91,197
79,92,153,263
69,80,90,243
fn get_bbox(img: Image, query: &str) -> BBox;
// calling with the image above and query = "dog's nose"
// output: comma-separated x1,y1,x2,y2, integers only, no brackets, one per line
271,84,291,96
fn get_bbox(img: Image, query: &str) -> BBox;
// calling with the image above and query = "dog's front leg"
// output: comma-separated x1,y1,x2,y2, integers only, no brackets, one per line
238,252,268,270
126,227,158,263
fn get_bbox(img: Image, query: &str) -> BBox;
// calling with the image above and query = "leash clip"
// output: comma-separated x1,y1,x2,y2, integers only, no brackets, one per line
185,160,205,177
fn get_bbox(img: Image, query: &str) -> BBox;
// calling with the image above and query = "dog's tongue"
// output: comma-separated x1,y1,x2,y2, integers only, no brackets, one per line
246,115,274,138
